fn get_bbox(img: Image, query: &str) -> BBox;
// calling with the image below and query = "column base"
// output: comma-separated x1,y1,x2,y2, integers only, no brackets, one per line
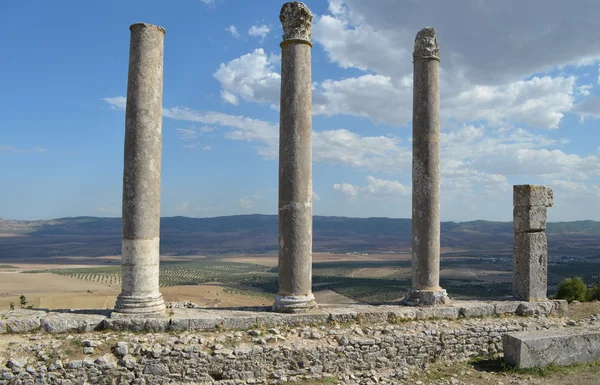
112,293,166,318
403,289,450,306
273,294,317,313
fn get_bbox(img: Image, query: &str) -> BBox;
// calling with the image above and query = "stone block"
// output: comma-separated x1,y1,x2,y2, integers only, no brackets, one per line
278,312,330,327
513,206,547,233
492,301,522,315
41,314,105,333
513,232,547,301
551,299,569,316
220,315,257,330
328,308,358,323
513,185,553,207
504,327,600,368
187,317,223,330
515,302,553,316
415,306,459,320
387,307,417,322
458,303,495,318
5,317,42,333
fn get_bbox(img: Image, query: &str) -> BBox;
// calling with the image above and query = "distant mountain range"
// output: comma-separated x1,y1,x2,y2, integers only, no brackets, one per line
1,215,599,260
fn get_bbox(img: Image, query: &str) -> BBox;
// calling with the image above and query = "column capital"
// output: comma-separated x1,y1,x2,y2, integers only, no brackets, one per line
280,2,313,43
414,27,440,61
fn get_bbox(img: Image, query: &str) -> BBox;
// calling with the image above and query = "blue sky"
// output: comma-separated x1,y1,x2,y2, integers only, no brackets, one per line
1,0,599,222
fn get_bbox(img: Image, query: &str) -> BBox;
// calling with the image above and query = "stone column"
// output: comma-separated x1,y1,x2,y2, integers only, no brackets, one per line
513,185,553,301
113,23,166,317
273,2,316,313
405,27,449,306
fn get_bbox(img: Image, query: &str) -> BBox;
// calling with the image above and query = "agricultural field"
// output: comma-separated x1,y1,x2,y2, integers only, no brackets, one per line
3,253,600,310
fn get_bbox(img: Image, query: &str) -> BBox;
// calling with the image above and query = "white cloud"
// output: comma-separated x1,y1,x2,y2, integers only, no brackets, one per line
577,83,593,96
213,49,280,105
334,176,410,199
363,176,410,195
176,128,199,141
220,90,238,105
212,47,575,129
239,194,261,209
103,96,126,110
225,25,239,38
313,190,321,201
313,129,409,173
333,183,358,198
248,24,270,40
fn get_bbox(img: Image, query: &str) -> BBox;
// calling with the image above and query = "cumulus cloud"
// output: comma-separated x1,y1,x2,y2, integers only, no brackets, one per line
334,176,410,199
248,25,270,40
333,183,359,198
213,49,280,105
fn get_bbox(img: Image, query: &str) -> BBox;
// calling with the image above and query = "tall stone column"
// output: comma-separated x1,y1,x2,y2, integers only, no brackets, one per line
113,23,166,317
513,185,553,301
405,27,449,306
273,2,317,313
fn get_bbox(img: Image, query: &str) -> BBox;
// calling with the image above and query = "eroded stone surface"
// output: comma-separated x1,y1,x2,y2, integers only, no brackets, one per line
513,232,548,301
513,205,547,233
276,2,316,312
0,304,587,385
513,185,554,207
411,26,446,302
413,27,440,60
115,22,166,317
280,2,313,42
504,326,600,368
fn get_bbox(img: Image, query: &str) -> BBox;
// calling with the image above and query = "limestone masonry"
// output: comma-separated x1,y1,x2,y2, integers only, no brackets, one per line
0,301,575,384
512,185,553,301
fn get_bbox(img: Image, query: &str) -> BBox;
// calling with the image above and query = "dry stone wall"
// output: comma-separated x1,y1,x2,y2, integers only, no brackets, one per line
0,301,577,385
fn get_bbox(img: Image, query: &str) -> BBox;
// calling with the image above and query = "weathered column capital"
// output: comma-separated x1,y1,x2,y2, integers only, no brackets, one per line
129,22,166,34
413,27,440,61
280,2,313,46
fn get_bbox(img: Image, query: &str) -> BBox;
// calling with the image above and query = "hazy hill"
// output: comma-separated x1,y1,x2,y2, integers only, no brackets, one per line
0,215,599,260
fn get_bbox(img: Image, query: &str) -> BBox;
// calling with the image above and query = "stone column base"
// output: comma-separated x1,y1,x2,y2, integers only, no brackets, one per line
112,294,166,318
403,289,450,306
273,294,317,313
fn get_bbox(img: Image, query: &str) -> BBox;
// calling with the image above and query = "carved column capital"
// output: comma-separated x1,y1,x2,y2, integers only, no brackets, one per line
414,27,440,61
280,2,313,43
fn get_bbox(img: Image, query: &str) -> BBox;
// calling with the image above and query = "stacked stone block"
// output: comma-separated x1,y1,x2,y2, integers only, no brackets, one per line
513,185,553,301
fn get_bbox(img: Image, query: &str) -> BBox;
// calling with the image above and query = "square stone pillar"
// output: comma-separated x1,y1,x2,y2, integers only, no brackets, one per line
513,185,553,301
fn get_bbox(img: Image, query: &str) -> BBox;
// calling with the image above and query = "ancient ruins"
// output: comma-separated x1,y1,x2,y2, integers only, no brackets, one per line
274,2,317,313
114,23,167,317
3,3,596,385
111,3,555,317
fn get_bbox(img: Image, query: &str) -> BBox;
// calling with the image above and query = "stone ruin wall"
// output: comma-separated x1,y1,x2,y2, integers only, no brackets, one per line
1,301,583,385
